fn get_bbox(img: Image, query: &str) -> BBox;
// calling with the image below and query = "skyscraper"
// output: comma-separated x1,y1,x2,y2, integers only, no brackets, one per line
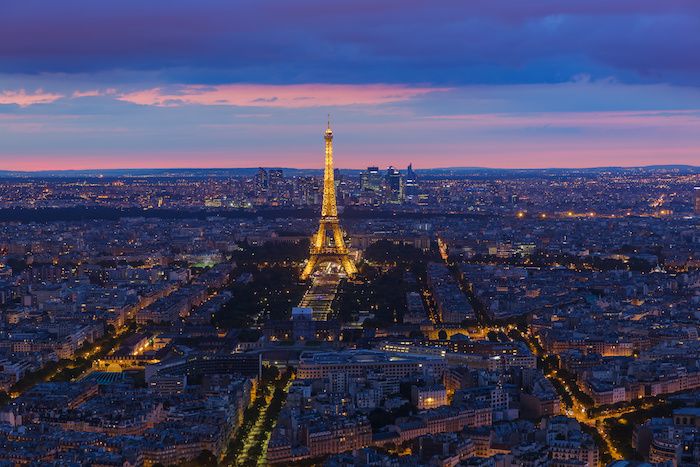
405,163,418,198
361,166,381,192
268,169,283,188
255,167,268,191
268,169,284,197
695,187,700,215
386,166,404,202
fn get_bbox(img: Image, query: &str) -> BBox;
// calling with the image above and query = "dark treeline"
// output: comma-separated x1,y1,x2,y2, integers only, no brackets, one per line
454,250,659,273
0,207,307,223
0,206,486,223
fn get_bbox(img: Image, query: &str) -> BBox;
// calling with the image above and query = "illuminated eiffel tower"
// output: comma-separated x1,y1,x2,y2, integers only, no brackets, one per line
300,119,358,280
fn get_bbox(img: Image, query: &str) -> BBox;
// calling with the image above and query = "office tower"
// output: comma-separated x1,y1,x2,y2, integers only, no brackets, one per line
268,169,284,197
405,163,418,197
255,167,268,191
268,169,283,188
361,166,381,192
386,166,404,202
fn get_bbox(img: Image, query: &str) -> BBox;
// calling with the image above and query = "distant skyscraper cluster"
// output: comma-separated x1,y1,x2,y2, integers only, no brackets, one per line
360,163,420,203
360,166,381,192
256,167,284,192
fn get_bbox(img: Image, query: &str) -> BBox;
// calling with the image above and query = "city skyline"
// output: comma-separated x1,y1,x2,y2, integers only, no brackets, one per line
1,4,699,465
2,163,700,175
2,1,700,170
0,163,697,466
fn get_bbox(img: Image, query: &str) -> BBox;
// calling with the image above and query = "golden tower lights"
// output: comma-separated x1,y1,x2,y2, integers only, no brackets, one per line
300,119,358,279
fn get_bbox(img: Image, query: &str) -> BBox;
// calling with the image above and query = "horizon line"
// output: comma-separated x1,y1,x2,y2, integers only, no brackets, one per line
1,164,699,174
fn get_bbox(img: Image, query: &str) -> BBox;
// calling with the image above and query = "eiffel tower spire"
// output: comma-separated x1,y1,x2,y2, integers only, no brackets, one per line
301,121,357,279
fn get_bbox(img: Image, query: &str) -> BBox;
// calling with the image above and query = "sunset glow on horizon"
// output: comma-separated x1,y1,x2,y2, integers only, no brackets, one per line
1,1,699,170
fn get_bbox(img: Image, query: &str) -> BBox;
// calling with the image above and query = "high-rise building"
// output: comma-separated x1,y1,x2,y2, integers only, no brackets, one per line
268,169,284,197
386,166,404,202
695,187,700,215
405,163,418,198
255,167,268,191
293,176,315,205
361,166,381,192
268,169,283,187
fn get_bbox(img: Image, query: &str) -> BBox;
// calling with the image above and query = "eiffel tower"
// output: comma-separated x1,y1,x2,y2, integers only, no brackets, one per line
300,120,358,280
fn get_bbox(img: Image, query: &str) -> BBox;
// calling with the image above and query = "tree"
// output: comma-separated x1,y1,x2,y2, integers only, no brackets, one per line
368,408,390,430
0,391,10,407
261,365,280,383
178,450,217,467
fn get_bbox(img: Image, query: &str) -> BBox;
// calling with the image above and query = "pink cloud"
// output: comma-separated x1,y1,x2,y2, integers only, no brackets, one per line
72,88,118,98
72,89,101,98
117,83,447,108
0,89,63,107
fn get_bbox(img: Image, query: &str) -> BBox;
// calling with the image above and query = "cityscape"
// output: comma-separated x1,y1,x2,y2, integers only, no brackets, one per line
0,128,698,466
1,2,700,467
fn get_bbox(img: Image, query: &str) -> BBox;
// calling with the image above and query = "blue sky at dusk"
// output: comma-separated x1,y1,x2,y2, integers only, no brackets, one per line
1,0,699,170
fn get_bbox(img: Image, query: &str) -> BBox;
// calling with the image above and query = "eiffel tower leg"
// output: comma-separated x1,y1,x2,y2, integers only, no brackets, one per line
301,255,318,280
313,222,327,250
341,255,358,277
330,223,357,276
331,223,345,251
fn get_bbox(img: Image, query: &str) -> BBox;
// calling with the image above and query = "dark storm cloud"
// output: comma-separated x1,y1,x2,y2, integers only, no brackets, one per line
1,0,698,85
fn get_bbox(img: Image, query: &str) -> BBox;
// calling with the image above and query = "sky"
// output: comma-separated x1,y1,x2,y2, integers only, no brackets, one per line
1,0,699,170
